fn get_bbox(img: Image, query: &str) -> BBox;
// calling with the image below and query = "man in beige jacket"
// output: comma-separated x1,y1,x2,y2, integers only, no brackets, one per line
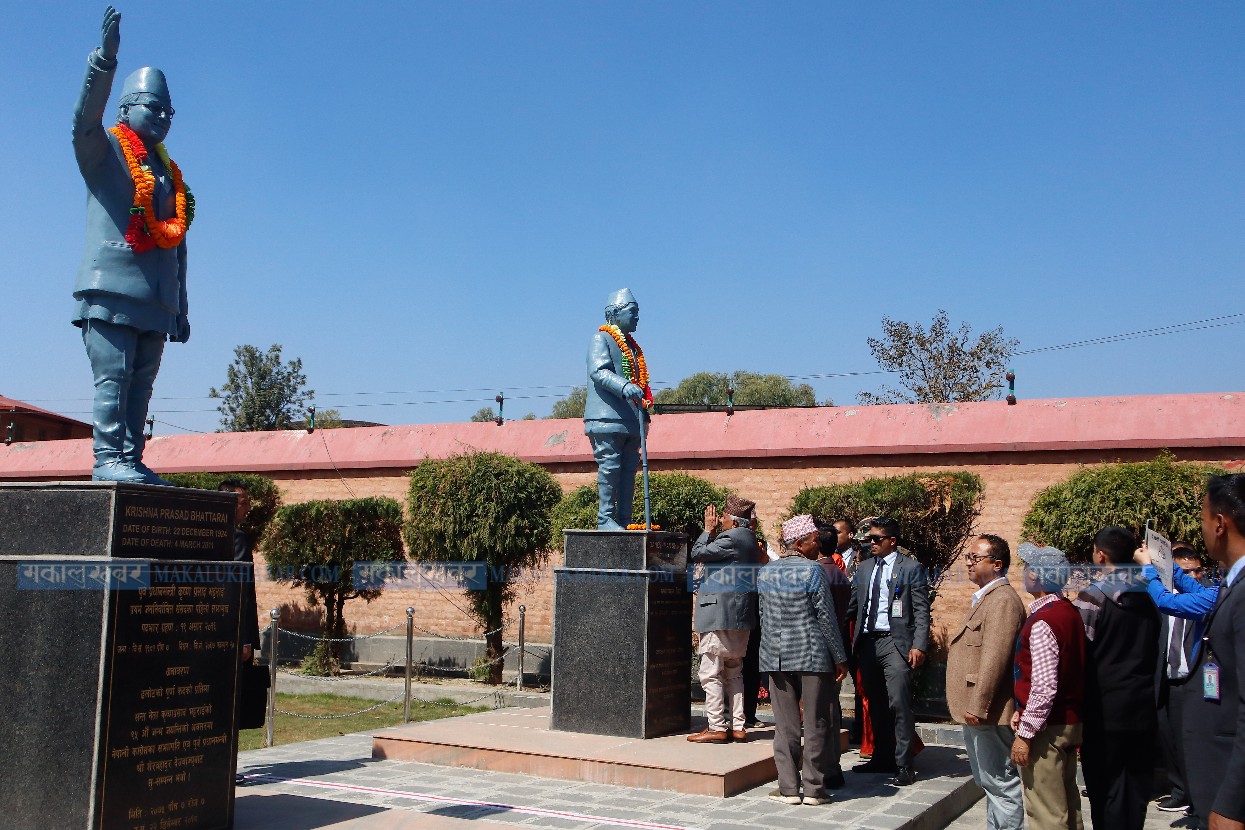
947,535,1027,830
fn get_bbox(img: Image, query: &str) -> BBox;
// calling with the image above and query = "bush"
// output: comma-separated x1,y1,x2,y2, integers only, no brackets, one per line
1021,451,1227,563
549,472,731,546
404,452,563,684
263,497,406,674
165,472,282,544
788,471,986,586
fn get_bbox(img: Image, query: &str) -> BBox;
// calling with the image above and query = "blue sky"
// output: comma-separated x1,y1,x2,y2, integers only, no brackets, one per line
4,2,1243,433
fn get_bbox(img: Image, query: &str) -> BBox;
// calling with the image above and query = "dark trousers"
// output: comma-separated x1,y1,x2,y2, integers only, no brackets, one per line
742,624,761,723
1081,726,1154,830
1158,677,1189,804
769,672,838,798
857,633,915,767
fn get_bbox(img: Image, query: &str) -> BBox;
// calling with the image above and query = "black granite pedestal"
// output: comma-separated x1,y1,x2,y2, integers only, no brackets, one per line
0,482,243,830
551,530,692,739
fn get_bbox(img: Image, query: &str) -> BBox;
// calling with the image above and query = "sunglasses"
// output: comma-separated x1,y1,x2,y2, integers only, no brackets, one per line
862,535,894,544
964,553,995,565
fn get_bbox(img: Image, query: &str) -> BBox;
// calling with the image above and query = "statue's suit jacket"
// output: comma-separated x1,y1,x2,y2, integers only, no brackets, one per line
72,49,187,338
690,527,759,634
845,553,931,656
1184,578,1245,823
945,578,1026,725
584,331,642,432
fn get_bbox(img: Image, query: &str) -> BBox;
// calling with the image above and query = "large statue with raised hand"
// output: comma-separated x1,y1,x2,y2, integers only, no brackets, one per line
584,289,653,530
72,6,193,485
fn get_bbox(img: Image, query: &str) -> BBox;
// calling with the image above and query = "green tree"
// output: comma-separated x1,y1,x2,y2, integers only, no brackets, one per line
164,472,282,544
551,472,731,545
1021,452,1227,563
314,408,345,429
263,497,405,674
788,471,986,589
857,310,1017,405
470,407,497,423
209,344,314,432
654,371,818,408
404,453,562,684
548,387,587,419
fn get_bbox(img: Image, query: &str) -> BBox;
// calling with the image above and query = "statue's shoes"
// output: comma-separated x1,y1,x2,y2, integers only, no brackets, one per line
598,519,626,531
92,460,149,484
130,461,174,487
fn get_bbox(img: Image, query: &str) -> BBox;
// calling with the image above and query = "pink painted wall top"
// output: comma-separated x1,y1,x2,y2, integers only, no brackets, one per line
2,392,1243,478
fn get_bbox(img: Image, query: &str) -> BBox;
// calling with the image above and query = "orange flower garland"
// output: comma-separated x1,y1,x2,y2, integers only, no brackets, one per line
110,123,193,253
599,324,653,408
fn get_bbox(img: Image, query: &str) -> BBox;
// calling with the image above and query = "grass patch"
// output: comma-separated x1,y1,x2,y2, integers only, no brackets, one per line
239,692,488,751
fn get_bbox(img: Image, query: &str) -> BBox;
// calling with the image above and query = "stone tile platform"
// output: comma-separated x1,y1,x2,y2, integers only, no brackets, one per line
372,708,779,797
236,711,983,830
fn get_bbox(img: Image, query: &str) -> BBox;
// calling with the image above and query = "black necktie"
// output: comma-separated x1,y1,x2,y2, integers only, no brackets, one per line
865,559,884,633
1167,616,1187,677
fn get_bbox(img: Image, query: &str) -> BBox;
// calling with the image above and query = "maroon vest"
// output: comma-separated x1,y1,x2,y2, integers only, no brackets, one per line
1013,596,1085,725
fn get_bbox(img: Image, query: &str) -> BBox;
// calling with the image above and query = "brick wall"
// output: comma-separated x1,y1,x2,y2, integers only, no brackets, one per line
252,446,1245,647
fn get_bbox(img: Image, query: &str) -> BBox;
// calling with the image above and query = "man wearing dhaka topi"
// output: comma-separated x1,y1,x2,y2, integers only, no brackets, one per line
72,6,194,486
583,289,653,530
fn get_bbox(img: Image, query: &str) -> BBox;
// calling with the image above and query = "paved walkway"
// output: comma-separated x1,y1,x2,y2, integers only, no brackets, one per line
236,729,981,830
944,779,1198,830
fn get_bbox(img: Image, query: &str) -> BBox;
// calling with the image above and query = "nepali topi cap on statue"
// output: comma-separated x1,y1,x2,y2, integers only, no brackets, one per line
724,495,755,522
782,514,818,545
120,67,172,105
606,288,637,310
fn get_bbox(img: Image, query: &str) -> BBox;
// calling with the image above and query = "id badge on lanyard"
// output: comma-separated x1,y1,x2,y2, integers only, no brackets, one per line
1204,661,1221,701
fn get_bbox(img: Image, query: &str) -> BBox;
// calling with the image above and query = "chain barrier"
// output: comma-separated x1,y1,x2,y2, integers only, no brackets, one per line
410,620,507,641
277,661,400,681
274,690,406,719
260,606,544,742
277,622,406,643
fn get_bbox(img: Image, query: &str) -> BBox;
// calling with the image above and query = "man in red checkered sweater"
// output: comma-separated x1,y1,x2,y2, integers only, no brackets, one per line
1010,543,1087,830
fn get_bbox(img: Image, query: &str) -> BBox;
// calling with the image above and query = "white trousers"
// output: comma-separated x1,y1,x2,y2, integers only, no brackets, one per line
698,630,750,732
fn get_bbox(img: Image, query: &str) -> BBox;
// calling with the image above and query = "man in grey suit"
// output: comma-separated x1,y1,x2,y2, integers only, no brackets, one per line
73,7,191,485
1183,473,1245,830
687,495,760,744
583,288,649,529
846,516,931,786
760,515,849,806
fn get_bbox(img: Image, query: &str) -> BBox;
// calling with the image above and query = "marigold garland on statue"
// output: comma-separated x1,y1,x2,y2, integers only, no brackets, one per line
110,123,193,253
598,324,653,408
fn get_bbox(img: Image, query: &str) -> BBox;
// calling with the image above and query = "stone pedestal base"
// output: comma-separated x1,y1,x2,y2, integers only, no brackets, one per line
550,530,691,739
0,482,242,830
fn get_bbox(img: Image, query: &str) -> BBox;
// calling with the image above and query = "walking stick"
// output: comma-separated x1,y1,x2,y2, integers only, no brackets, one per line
633,400,652,530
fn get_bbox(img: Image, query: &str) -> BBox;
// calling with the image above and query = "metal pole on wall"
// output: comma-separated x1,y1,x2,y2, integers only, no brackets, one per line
517,605,526,692
264,608,280,748
404,607,415,723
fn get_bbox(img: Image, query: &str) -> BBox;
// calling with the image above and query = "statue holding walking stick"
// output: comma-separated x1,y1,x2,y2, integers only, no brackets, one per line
583,289,653,530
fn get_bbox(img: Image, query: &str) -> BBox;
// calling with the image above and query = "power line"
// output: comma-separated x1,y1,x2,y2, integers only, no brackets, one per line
24,311,1245,416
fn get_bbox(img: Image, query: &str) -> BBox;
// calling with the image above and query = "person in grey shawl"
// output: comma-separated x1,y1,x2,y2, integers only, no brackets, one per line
760,514,849,806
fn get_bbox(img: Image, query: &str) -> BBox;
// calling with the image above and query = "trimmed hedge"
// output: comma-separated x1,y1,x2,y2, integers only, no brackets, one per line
164,472,281,544
1021,452,1227,563
550,472,731,546
787,471,986,585
263,497,405,673
404,452,563,684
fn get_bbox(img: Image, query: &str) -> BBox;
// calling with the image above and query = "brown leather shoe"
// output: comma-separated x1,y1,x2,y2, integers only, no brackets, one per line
731,730,747,742
686,728,730,744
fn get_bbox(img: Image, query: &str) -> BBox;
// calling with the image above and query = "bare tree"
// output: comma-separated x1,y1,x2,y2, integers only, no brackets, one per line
857,310,1017,405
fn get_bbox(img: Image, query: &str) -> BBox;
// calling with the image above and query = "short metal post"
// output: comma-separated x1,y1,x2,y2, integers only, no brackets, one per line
517,605,526,691
404,607,415,723
264,608,280,748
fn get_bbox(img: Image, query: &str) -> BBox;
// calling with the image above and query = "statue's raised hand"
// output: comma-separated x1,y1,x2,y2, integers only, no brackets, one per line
100,6,121,62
